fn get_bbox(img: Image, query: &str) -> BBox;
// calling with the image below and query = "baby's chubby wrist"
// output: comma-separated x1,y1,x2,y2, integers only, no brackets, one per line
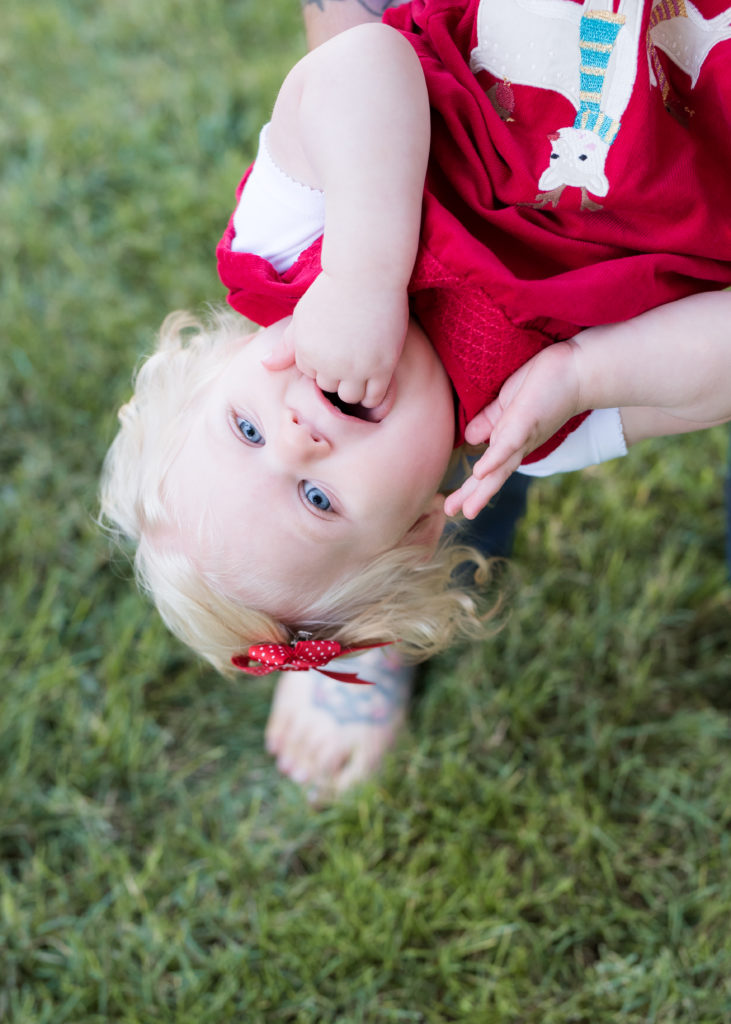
559,335,588,415
314,267,410,339
320,194,418,298
319,254,411,296
568,322,634,412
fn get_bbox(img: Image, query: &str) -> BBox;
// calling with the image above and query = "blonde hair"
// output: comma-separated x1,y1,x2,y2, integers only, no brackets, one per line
100,307,496,676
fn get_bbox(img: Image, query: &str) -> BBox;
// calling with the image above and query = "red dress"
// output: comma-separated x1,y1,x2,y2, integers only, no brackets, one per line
217,0,731,457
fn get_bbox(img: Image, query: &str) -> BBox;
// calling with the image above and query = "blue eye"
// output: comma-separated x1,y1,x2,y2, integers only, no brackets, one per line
236,417,264,445
303,483,331,512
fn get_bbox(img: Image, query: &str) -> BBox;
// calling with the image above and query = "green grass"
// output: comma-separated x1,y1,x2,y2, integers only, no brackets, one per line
3,0,731,1020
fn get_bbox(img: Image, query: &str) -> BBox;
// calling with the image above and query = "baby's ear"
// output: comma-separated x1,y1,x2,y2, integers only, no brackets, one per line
399,494,447,556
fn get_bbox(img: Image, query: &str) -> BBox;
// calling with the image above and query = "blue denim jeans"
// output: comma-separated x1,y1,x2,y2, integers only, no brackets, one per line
726,427,731,578
455,471,531,560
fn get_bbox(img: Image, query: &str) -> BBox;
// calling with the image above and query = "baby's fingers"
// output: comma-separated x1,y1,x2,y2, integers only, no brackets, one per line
361,374,391,410
336,378,369,407
330,374,390,410
460,477,505,521
315,371,342,396
444,447,521,519
444,475,480,518
464,402,501,446
262,329,296,371
444,474,504,521
471,435,526,481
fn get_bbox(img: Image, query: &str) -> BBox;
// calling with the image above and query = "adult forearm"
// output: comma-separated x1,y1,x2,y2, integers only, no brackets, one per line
301,0,405,49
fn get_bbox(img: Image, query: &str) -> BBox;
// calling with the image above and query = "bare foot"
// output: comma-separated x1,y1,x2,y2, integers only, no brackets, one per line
264,646,414,802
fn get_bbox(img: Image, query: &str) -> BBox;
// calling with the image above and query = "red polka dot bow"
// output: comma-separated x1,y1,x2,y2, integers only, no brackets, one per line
231,638,390,684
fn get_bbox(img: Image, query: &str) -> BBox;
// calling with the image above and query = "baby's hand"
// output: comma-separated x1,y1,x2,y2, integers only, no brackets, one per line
263,272,409,408
445,341,581,520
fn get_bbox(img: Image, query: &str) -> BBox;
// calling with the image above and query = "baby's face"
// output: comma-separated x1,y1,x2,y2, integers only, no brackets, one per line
164,317,456,620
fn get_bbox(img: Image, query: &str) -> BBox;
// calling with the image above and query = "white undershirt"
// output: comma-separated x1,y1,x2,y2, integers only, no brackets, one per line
232,124,627,476
232,125,326,272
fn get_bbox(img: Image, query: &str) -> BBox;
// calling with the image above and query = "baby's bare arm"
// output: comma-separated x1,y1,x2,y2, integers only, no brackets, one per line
264,23,430,406
446,290,731,520
576,290,731,442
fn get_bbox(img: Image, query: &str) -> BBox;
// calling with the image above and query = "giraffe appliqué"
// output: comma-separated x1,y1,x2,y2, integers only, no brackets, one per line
470,0,731,209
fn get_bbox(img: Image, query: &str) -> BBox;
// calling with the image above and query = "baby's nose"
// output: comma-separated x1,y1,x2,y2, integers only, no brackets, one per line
280,410,330,459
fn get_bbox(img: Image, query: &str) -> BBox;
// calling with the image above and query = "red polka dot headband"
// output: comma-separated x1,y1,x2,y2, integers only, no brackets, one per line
231,633,390,684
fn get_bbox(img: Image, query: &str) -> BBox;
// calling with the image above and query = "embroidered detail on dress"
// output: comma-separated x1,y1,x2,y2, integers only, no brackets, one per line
647,0,688,110
646,0,731,122
574,10,625,143
532,8,626,208
487,79,516,121
471,0,645,211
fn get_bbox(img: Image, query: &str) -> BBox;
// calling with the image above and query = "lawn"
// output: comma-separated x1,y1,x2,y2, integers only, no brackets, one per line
2,1,731,1021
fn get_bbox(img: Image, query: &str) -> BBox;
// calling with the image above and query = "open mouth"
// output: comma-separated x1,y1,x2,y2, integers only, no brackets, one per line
321,390,382,423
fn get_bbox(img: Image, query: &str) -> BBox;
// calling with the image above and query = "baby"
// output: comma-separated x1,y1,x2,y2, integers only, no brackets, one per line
101,8,731,745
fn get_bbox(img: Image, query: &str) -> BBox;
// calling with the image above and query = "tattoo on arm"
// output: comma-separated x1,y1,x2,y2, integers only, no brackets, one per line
300,0,409,48
302,0,400,15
